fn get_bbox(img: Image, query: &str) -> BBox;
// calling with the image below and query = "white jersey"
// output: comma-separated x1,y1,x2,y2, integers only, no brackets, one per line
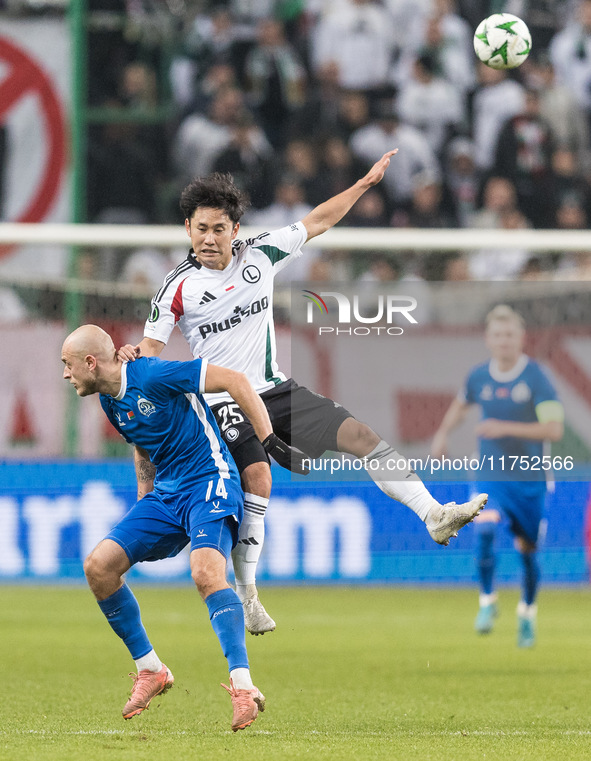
144,222,306,405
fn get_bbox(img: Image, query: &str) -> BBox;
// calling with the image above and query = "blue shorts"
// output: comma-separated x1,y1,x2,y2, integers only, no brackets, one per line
106,477,242,566
476,480,547,545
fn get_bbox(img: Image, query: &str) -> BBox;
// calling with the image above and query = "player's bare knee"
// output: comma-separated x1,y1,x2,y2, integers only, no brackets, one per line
191,567,222,599
474,509,501,524
241,461,272,498
84,550,111,595
191,571,208,598
190,554,224,599
83,552,96,585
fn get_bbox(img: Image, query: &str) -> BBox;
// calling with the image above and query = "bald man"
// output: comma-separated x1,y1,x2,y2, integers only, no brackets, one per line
61,325,305,731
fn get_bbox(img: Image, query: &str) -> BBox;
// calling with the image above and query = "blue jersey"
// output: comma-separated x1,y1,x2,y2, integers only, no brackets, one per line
100,357,239,495
462,354,560,479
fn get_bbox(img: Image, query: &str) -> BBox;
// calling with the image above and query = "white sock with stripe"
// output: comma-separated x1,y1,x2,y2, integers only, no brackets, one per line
231,492,269,602
365,440,439,522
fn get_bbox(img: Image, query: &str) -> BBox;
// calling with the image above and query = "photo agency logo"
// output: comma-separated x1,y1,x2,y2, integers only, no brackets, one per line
302,290,418,336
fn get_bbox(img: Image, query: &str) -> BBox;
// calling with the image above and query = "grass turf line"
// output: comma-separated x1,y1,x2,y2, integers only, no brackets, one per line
1,586,590,761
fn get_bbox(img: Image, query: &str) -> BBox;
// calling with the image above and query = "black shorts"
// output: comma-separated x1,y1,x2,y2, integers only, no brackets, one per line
210,379,353,473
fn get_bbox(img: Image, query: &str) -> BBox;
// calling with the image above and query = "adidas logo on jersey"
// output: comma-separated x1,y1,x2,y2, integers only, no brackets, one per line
199,291,217,305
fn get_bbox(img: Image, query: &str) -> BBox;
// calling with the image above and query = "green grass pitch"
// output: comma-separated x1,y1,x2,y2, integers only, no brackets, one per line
1,585,591,761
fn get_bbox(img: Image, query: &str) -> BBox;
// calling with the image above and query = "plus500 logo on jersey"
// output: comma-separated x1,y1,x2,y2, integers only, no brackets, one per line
199,297,269,339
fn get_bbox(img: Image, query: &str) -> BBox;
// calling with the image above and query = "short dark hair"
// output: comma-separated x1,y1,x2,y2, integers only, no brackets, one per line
179,172,250,224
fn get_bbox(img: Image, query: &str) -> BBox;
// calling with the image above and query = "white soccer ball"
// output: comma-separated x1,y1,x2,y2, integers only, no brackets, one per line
473,13,532,70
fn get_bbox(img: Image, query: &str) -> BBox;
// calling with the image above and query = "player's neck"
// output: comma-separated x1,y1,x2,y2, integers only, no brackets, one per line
193,250,233,271
492,353,525,374
98,363,124,397
497,359,518,372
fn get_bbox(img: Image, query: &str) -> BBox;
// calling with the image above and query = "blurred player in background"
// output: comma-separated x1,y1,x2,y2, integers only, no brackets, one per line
432,305,564,647
61,325,305,730
119,151,487,635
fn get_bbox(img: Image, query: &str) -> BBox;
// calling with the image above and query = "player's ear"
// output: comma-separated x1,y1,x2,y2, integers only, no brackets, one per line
232,222,240,239
185,218,191,237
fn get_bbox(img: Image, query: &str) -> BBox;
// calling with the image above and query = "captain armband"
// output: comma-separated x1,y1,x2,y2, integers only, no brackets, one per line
535,400,565,424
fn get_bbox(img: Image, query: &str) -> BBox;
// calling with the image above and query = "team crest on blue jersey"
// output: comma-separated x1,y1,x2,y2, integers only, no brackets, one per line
137,397,157,416
511,382,531,403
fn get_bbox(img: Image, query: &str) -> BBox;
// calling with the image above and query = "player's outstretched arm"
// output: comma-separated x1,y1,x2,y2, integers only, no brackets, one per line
134,445,156,500
301,149,398,242
117,337,166,363
205,364,310,475
476,418,564,441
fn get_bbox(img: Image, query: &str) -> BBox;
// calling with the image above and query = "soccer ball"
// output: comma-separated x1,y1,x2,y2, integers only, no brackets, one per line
473,13,532,70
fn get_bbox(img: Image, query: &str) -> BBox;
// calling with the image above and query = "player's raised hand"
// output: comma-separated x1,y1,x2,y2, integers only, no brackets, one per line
262,433,310,475
117,344,141,363
363,149,398,187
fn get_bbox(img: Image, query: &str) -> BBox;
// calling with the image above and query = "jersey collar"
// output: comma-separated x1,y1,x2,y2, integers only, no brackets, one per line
488,353,528,383
187,249,202,270
114,362,128,400
187,246,238,271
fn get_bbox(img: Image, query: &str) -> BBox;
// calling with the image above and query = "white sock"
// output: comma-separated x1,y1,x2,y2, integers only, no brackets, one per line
134,649,162,673
231,493,268,597
517,601,537,619
230,667,254,690
365,440,438,522
479,592,498,607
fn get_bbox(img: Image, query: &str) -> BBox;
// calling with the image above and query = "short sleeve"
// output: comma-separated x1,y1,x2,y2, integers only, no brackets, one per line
531,363,559,406
144,298,176,345
144,264,192,345
460,370,477,405
142,357,206,399
531,363,563,423
251,222,307,274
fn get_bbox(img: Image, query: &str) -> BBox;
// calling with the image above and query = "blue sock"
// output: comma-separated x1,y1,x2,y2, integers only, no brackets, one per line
205,587,249,671
97,583,153,660
475,522,496,596
520,551,540,606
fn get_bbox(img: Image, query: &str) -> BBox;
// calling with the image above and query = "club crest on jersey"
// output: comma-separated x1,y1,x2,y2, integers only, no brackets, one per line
243,264,261,283
511,381,531,403
137,397,157,417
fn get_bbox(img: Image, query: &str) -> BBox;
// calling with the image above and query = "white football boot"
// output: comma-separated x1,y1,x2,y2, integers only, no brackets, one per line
426,494,488,546
243,593,276,635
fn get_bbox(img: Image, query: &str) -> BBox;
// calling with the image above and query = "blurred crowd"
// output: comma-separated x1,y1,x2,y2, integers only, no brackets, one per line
77,0,591,282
